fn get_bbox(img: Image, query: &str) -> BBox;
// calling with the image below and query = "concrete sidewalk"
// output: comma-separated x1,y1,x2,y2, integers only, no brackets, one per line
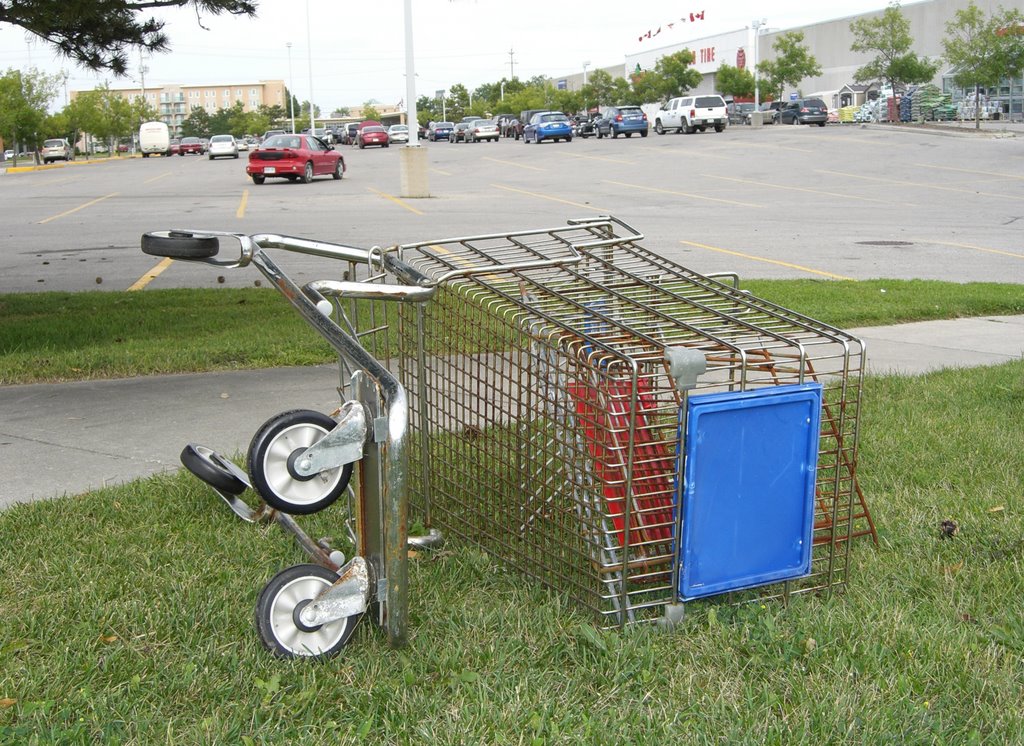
2,315,1022,510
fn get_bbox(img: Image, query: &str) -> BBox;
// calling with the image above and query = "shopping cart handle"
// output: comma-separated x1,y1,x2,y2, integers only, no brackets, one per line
305,279,436,304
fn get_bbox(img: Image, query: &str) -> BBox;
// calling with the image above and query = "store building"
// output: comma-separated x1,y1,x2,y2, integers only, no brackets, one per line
555,0,1023,120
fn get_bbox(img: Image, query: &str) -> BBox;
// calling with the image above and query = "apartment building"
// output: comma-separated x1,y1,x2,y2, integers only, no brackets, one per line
73,80,287,136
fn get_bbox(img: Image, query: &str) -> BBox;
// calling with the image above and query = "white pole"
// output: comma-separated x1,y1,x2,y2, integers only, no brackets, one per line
286,42,296,133
306,0,316,133
404,0,419,145
752,19,766,108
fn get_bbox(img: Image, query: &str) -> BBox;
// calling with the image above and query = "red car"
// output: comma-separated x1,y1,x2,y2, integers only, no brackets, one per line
246,133,346,184
356,126,389,149
179,136,204,155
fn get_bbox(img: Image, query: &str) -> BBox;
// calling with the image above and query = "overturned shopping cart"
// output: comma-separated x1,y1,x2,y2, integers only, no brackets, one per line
142,216,875,659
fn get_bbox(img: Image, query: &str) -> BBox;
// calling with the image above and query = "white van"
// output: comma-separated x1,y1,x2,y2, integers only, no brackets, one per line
139,121,171,157
654,95,728,134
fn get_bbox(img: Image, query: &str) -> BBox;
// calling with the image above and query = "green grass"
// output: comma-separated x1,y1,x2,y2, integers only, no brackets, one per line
2,279,1022,384
1,361,1022,743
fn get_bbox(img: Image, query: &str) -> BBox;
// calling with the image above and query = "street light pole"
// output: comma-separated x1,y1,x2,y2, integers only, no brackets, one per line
582,60,590,88
752,18,767,109
306,0,315,133
286,42,296,134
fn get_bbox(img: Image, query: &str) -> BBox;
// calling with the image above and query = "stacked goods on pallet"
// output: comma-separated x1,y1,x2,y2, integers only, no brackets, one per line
911,84,947,121
838,105,857,123
900,87,916,121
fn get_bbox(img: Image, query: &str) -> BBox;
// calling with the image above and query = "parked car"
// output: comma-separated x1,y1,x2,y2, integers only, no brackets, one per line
3,149,14,161
179,136,204,155
387,124,409,144
207,134,239,159
262,129,286,144
428,122,454,141
356,126,389,148
654,95,726,134
449,122,471,143
465,119,499,143
779,98,828,126
169,138,181,155
492,114,516,136
341,123,359,145
246,133,345,184
41,138,73,163
759,101,784,124
596,105,649,138
513,109,546,140
236,138,250,152
727,102,756,125
523,111,573,144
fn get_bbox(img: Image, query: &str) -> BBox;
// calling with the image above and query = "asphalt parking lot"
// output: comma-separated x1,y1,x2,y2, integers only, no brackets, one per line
1,122,1023,294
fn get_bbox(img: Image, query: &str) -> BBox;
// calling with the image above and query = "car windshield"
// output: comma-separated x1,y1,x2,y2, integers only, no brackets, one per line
803,100,826,109
471,120,493,126
182,138,200,143
44,139,64,147
264,135,303,149
618,108,643,116
390,126,408,132
211,135,232,142
436,122,453,128
363,126,386,134
696,97,724,107
539,114,568,123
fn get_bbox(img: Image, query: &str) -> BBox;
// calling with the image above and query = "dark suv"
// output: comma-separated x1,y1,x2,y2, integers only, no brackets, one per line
779,98,828,126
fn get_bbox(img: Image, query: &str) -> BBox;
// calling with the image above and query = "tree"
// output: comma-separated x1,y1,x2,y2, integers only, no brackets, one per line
582,69,616,109
0,1,257,76
651,50,703,99
850,2,939,93
362,103,382,122
182,107,211,138
716,63,756,99
757,31,823,101
0,67,60,163
943,1,1024,129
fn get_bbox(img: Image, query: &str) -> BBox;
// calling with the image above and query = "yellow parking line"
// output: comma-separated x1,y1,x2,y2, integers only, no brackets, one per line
816,169,1024,202
432,168,454,176
916,239,1024,260
701,173,900,205
127,257,174,291
680,240,854,280
913,163,1024,181
482,157,545,171
37,192,119,224
367,187,425,215
556,152,635,165
605,180,764,208
144,172,172,184
237,189,249,219
492,184,609,212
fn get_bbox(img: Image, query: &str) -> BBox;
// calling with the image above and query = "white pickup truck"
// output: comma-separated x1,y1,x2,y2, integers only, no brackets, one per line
654,95,728,134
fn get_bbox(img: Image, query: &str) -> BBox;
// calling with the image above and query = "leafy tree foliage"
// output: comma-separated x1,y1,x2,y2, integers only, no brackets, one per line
182,107,212,138
850,3,939,92
757,32,823,100
0,68,60,160
362,103,382,122
716,63,755,99
942,1,1024,128
0,0,257,76
651,50,703,99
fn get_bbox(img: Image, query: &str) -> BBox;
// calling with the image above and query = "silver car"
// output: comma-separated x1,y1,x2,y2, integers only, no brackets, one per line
41,138,73,163
387,124,409,144
207,134,239,160
465,119,499,143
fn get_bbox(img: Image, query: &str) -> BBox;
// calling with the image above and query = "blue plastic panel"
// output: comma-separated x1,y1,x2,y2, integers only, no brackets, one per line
679,383,822,600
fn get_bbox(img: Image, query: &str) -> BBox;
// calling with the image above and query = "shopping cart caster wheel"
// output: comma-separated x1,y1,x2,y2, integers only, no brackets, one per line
254,564,360,659
247,409,353,515
141,231,219,258
180,444,249,496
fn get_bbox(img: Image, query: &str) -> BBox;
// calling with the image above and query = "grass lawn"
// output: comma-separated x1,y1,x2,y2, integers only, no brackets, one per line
2,279,1022,385
0,281,1022,742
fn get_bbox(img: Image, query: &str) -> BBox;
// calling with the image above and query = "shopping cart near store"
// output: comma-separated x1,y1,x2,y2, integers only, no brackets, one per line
142,215,876,659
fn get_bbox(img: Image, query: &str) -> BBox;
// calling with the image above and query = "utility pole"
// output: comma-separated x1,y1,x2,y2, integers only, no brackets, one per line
508,48,515,80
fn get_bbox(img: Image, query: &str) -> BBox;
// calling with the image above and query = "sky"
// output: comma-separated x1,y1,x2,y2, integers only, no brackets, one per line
0,0,897,112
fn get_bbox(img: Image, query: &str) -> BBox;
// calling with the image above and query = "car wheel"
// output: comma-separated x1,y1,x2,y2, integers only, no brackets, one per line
252,174,265,185
566,136,572,142
714,125,725,133
640,130,647,138
332,160,344,180
612,131,619,138
301,162,313,184
684,123,696,134
818,122,826,127
208,155,214,160
655,120,664,135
